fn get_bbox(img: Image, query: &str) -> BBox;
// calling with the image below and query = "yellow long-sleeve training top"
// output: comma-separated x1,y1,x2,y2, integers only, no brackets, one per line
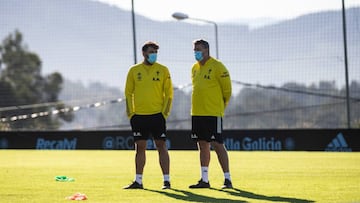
125,62,173,119
191,57,232,117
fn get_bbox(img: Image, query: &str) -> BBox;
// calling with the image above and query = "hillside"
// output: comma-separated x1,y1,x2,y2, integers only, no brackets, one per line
1,0,359,91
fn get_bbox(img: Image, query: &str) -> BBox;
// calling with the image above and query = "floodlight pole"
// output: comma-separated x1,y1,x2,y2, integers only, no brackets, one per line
341,0,351,128
172,12,219,59
131,0,137,64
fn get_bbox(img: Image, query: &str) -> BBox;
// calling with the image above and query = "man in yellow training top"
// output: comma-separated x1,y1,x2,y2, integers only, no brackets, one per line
189,39,233,189
123,41,173,190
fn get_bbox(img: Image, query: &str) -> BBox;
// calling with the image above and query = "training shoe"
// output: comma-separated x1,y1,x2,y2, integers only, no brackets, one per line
189,179,210,188
123,181,143,189
221,179,233,189
162,181,171,189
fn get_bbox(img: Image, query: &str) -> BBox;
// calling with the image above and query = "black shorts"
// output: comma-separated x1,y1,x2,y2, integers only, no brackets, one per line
191,116,223,143
130,113,167,141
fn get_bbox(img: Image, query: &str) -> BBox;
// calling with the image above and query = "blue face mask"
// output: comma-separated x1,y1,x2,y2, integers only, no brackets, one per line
194,51,203,61
147,53,157,64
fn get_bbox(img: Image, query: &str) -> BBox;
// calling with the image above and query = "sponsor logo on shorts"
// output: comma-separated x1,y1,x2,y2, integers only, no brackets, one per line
191,133,198,139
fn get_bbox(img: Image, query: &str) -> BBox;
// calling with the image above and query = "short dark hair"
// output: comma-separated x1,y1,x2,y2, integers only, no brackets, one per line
142,41,159,52
193,39,209,49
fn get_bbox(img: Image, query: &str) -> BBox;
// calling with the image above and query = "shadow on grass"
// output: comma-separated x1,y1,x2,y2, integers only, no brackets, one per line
211,187,315,203
145,187,315,203
145,188,246,203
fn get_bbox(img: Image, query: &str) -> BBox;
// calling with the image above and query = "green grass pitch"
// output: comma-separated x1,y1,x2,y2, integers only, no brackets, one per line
0,150,359,203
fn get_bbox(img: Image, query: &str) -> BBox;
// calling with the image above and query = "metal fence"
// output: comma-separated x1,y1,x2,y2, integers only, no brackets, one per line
0,0,359,130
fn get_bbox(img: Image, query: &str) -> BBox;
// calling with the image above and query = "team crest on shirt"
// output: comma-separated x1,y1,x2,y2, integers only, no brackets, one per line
137,72,142,81
203,69,212,80
153,70,160,81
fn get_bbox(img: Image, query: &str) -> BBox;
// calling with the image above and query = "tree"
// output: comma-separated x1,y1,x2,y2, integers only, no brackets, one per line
0,30,73,130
